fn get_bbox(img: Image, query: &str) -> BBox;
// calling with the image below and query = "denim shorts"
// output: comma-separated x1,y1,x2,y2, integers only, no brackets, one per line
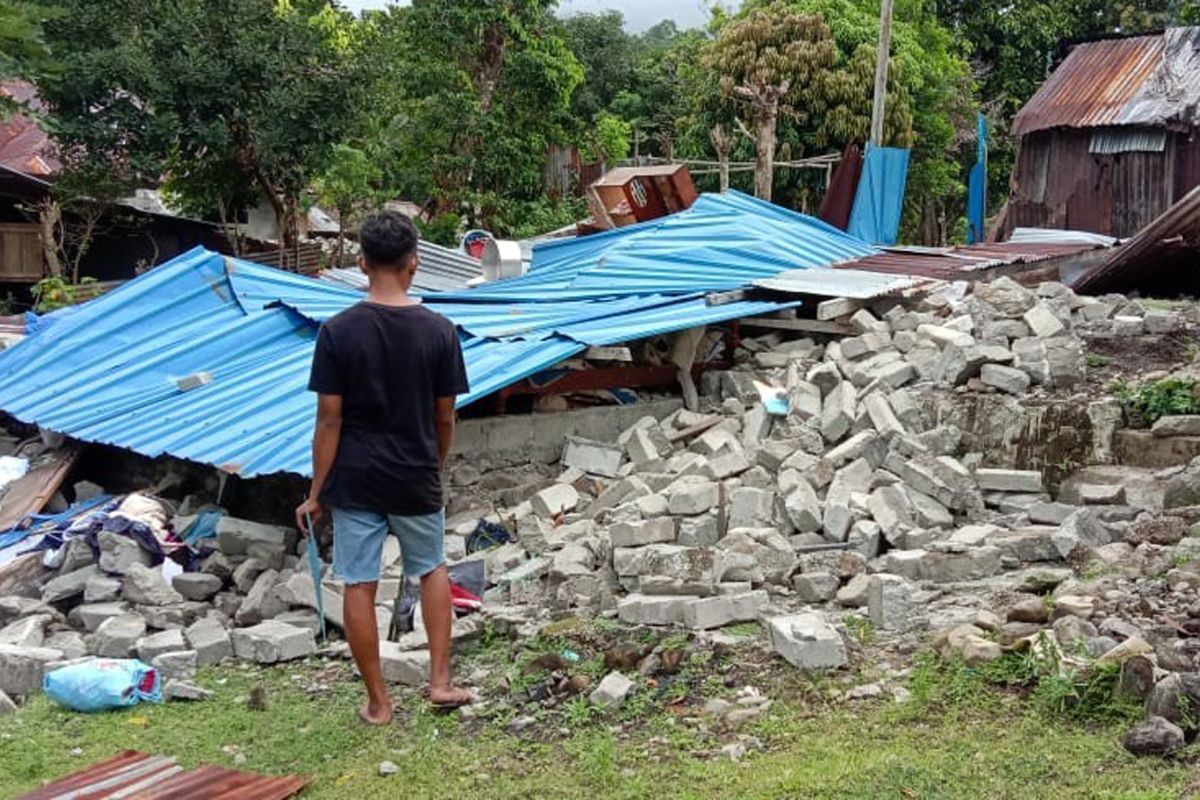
331,507,446,585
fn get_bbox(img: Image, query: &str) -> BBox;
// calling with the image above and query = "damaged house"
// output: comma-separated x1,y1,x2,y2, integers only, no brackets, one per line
1006,27,1200,239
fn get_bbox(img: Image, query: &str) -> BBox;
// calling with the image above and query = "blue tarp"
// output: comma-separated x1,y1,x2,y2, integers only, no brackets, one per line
0,191,877,478
848,147,910,246
967,113,989,244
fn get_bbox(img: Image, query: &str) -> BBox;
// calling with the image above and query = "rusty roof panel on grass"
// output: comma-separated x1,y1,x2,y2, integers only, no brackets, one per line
16,751,311,800
1012,28,1200,136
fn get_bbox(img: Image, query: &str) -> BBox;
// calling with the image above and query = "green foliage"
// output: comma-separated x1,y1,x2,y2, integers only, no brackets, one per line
415,213,462,249
1113,376,1200,425
31,275,94,312
0,1,59,93
582,112,632,163
841,614,876,645
312,144,382,226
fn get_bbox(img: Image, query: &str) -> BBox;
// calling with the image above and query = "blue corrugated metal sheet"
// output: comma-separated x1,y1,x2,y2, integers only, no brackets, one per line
0,193,876,478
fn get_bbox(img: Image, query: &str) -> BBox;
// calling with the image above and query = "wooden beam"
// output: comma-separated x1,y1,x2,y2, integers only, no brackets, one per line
740,317,854,336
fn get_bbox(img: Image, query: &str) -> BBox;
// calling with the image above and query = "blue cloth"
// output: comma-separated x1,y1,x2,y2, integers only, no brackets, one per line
331,507,446,584
967,113,989,244
848,146,910,246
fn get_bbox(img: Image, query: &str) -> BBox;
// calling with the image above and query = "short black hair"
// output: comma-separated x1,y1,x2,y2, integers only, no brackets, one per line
359,211,419,270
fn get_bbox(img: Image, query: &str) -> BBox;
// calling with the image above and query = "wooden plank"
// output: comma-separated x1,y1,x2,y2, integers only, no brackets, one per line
816,297,864,321
0,446,78,532
667,415,722,443
740,317,854,336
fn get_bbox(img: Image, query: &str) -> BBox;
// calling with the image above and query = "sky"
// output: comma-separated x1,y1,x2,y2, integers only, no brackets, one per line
340,0,738,33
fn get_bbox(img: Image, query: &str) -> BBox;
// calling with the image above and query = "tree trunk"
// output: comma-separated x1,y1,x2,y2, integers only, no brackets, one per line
754,107,777,202
38,199,64,279
710,125,733,193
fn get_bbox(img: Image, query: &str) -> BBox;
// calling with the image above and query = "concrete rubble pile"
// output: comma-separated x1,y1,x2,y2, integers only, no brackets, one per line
0,275,1197,731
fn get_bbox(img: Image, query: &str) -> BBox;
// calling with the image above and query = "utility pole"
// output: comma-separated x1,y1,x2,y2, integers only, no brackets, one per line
869,0,895,147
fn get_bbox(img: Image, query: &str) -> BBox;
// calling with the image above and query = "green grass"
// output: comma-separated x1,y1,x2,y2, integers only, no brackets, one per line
2,659,1195,800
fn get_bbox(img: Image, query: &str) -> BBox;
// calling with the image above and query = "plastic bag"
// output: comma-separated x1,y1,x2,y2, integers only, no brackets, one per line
43,658,162,712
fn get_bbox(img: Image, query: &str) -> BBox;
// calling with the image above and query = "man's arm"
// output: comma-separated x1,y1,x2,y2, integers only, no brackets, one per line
296,393,342,531
434,395,455,471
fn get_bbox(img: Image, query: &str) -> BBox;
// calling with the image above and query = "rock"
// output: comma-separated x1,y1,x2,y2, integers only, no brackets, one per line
1028,502,1075,525
379,642,429,685
44,631,87,660
609,518,676,549
975,276,1036,316
784,480,822,533
1123,716,1185,757
235,569,287,625
590,671,636,708
41,565,99,604
0,688,16,715
1007,598,1050,624
979,363,1031,395
231,558,266,594
792,572,840,603
1116,655,1155,702
1052,595,1096,619
164,679,213,702
562,436,624,478
1144,309,1182,334
185,617,233,665
836,574,872,607
0,614,48,647
97,532,153,575
867,486,914,544
0,644,64,696
1152,416,1200,437
531,484,580,518
69,602,130,633
667,480,719,516
172,573,223,602
152,649,198,682
1023,303,1066,338
93,614,146,658
682,591,767,630
216,517,296,559
821,381,857,444
728,487,775,529
136,629,186,662
767,612,847,670
230,620,316,663
617,594,695,626
868,575,913,632
121,563,184,606
974,468,1043,494
83,575,122,604
379,760,400,777
1098,636,1155,666
938,624,1001,666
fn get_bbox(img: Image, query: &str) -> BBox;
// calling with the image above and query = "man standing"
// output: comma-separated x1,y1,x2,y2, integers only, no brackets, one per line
296,211,471,724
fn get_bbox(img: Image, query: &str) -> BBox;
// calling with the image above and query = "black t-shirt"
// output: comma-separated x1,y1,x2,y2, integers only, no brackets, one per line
307,302,469,515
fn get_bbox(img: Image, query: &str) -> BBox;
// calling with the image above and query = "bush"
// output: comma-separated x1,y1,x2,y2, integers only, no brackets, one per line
1113,376,1200,425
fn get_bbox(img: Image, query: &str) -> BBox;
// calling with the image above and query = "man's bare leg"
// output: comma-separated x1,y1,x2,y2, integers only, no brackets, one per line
420,565,469,705
343,581,392,724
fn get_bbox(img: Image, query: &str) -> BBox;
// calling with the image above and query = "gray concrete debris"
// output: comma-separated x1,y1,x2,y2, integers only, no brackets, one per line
767,613,848,670
230,620,316,663
531,484,580,518
172,573,224,602
0,687,16,715
97,531,153,575
562,436,624,478
792,572,840,603
609,517,676,549
164,679,213,702
185,617,233,666
83,575,122,604
121,563,184,607
379,642,429,685
42,565,99,604
93,614,146,658
0,643,64,696
136,628,186,662
868,575,914,632
590,671,636,708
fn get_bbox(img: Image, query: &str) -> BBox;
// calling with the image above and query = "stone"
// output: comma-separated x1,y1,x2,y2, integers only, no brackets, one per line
379,760,400,777
975,276,1036,316
185,617,233,666
682,590,767,630
136,629,186,662
0,688,15,715
1028,502,1075,525
868,575,914,632
590,671,636,708
1052,594,1096,619
783,480,822,533
1077,483,1125,505
667,480,719,516
1115,655,1155,702
821,381,857,444
1007,598,1049,624
531,484,580,518
867,486,914,544
625,429,661,468
562,436,624,478
0,614,47,647
767,613,848,670
121,563,184,606
234,569,286,625
83,575,122,604
617,594,695,626
863,393,905,439
728,487,775,529
93,614,146,658
172,573,223,602
960,635,1003,666
1144,309,1181,334
974,469,1043,493
44,631,87,660
677,514,720,547
836,573,872,607
202,552,236,582
1123,716,1185,757
1152,416,1200,437
609,517,676,549
0,644,64,696
97,532,153,575
979,363,1031,394
41,565,99,604
230,620,316,663
792,572,840,603
216,517,296,558
164,679,213,702
69,602,129,633
379,642,429,685
1023,303,1066,338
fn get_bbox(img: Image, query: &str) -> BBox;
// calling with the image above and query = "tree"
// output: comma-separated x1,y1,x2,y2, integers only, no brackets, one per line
583,112,632,165
0,1,58,96
560,11,635,123
312,144,382,269
705,3,839,201
38,0,355,255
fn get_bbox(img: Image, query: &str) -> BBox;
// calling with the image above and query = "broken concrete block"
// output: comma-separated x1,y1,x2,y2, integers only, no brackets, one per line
172,573,223,602
918,324,973,349
562,436,624,478
0,614,48,648
868,574,914,632
97,532,153,575
1023,303,1066,338
83,575,122,604
1152,416,1200,437
677,514,720,547
974,276,1036,316
1144,309,1182,334
44,631,87,660
682,590,767,630
806,362,842,397
617,594,694,625
119,563,183,607
789,381,822,421
667,479,719,516
136,628,186,662
185,617,232,665
609,517,676,549
742,405,773,449
792,572,840,603
1113,315,1144,336
152,649,198,682
821,381,857,444
42,565,99,604
234,569,286,626
980,363,1031,395
163,678,212,702
379,642,429,685
590,671,636,708
836,573,872,607
0,643,64,696
784,480,822,533
93,614,146,658
625,429,660,468
704,450,751,480
230,620,316,663
216,517,296,558
767,613,847,670
531,484,581,518
863,393,905,439
728,487,775,529
975,468,1043,494
867,485,914,544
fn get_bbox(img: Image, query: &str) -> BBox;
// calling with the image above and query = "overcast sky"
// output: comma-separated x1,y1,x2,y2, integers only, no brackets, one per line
340,0,737,32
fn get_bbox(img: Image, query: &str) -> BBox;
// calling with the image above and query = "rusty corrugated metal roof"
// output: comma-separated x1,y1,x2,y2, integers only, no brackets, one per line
1012,28,1200,137
16,750,312,800
0,80,59,178
839,241,1103,282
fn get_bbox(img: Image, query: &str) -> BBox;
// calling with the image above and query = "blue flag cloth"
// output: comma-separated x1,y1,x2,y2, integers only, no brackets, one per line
967,113,988,244
848,146,910,246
